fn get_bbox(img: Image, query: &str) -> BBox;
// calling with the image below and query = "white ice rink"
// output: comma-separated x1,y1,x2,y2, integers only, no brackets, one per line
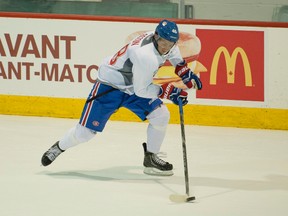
0,114,288,216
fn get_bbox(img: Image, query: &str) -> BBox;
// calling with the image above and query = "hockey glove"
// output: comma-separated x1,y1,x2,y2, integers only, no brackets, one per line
175,61,202,90
159,83,188,106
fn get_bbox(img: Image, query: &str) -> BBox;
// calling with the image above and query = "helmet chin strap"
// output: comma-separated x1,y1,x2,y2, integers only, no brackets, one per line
152,34,160,54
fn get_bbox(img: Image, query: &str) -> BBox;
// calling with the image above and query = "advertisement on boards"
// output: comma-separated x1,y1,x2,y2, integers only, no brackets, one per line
195,29,264,102
0,18,265,104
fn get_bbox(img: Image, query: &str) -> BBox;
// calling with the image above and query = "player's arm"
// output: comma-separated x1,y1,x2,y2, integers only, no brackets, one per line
133,60,188,105
174,60,202,90
168,46,202,90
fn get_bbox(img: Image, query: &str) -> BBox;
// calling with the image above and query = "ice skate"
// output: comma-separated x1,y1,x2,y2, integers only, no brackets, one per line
41,141,64,166
142,143,173,176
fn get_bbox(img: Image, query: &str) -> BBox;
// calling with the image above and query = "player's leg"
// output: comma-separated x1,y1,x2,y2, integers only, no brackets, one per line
123,96,173,176
41,82,123,166
41,124,96,166
144,105,173,176
146,105,170,153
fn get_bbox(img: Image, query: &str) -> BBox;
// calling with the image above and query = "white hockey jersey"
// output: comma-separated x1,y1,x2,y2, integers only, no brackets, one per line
97,31,183,99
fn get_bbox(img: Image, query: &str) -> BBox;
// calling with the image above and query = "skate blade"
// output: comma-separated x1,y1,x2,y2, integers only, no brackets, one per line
143,167,174,176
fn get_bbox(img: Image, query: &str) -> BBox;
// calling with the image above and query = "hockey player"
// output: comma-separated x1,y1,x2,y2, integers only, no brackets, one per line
41,19,202,176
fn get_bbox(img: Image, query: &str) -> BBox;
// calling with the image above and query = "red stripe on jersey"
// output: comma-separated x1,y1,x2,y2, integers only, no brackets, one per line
81,82,100,126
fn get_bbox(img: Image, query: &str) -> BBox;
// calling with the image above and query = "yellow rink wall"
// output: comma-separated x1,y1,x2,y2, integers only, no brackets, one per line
1,94,287,130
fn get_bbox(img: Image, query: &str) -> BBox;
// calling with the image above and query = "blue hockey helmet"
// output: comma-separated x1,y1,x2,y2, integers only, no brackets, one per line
155,20,179,43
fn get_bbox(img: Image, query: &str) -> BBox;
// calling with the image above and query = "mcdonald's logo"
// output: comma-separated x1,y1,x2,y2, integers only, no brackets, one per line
210,46,252,86
195,29,264,101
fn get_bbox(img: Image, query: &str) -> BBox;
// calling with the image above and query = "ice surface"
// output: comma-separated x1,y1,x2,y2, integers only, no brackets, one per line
0,115,287,216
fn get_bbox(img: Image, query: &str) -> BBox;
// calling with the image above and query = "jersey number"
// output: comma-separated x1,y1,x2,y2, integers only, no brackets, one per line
109,44,129,65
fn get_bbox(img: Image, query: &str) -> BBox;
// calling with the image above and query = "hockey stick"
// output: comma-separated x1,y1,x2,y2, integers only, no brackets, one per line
169,99,196,203
86,88,116,104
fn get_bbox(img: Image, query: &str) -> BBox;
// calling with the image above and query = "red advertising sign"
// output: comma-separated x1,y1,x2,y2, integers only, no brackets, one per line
196,29,264,101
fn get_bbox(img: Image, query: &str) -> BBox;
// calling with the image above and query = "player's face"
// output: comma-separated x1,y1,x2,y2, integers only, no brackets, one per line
156,37,175,55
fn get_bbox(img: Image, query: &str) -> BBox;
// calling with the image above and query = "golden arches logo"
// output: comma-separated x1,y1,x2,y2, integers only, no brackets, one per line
210,46,252,86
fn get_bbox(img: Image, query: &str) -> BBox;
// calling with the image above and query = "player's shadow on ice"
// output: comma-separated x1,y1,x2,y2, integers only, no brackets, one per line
41,166,159,182
40,166,288,192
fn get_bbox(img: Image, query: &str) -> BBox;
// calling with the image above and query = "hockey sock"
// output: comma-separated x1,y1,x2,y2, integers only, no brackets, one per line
146,105,170,153
59,123,96,150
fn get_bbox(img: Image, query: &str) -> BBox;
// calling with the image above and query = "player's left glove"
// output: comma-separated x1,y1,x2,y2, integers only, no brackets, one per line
159,83,188,106
175,60,202,90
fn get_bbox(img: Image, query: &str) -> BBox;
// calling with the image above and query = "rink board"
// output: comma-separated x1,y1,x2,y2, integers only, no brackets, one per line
0,12,287,130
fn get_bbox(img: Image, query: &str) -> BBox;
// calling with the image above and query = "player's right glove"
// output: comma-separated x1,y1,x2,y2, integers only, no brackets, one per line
175,60,202,90
159,83,188,106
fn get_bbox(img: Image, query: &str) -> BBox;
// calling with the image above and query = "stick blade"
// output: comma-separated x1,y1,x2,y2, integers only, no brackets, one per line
169,194,196,203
